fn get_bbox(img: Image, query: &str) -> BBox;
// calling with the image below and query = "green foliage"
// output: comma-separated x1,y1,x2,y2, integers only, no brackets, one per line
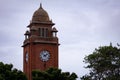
32,68,78,80
81,75,91,80
81,43,120,80
0,62,27,80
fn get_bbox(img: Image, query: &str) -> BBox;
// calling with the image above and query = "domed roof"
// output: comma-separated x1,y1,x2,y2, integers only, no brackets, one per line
32,4,50,22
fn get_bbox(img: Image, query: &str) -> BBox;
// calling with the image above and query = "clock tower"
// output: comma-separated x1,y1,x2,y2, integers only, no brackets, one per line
22,4,59,80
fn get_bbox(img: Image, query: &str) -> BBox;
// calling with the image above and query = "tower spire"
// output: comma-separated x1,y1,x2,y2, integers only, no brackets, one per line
40,3,42,9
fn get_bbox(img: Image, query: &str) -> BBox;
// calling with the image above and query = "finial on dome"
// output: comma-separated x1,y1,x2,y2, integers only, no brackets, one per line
40,3,42,9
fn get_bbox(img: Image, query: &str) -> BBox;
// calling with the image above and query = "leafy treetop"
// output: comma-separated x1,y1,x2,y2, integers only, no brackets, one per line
81,43,120,80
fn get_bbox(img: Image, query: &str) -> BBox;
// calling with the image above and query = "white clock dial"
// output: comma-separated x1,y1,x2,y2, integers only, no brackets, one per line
40,50,50,62
25,52,28,62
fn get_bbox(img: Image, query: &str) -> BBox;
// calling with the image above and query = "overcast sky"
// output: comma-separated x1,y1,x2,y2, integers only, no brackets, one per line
0,0,120,78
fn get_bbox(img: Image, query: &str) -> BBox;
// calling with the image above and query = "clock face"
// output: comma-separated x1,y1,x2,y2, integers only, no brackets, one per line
25,52,28,62
40,50,50,62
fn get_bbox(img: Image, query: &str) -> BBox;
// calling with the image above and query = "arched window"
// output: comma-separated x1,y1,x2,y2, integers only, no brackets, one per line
39,28,48,38
45,28,48,37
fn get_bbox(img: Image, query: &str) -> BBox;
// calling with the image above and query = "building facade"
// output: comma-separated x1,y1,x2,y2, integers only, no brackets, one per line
22,4,59,80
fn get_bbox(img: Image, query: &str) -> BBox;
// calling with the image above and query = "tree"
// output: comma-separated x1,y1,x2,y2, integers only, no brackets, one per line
0,62,27,80
81,43,120,80
32,68,78,80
